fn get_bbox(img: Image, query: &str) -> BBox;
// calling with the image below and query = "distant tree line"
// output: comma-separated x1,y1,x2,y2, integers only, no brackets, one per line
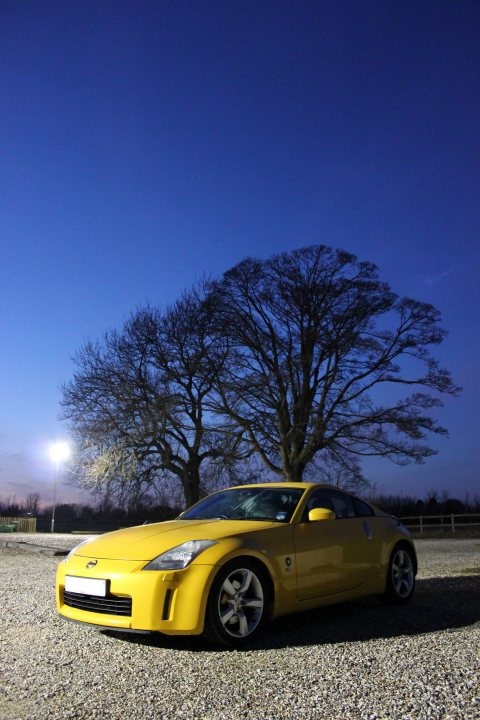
60,245,459,509
366,489,480,517
0,495,181,533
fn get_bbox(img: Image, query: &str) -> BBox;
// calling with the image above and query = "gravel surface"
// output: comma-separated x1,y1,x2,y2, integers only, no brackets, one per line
0,536,479,720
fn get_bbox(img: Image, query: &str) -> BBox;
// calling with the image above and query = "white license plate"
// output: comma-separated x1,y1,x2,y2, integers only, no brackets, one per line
65,576,107,597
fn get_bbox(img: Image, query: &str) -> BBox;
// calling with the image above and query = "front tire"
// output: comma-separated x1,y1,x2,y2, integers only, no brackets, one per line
203,560,269,647
383,543,416,604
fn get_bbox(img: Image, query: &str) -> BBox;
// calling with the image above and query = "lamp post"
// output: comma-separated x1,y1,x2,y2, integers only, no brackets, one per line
49,441,70,533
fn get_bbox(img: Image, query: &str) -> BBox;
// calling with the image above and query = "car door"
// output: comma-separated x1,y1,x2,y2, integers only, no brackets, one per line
293,488,373,601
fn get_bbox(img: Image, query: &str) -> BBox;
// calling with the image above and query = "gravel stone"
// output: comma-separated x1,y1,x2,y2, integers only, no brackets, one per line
0,536,478,719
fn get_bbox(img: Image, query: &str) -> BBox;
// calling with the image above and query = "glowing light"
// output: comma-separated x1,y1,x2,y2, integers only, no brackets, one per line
49,441,71,466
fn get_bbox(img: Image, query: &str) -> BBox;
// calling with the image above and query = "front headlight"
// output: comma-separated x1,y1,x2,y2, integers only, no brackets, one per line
60,539,91,563
142,540,218,571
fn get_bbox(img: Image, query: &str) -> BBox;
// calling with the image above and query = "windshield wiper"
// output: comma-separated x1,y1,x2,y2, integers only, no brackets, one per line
179,514,227,520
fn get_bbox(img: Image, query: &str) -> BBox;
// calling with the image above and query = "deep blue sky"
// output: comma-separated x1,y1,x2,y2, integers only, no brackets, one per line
1,1,479,506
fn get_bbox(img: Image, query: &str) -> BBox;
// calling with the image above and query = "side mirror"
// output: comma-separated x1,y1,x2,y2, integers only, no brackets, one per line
308,507,336,522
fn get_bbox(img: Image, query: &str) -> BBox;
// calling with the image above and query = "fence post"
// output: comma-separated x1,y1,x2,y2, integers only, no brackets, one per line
451,514,455,536
419,516,423,535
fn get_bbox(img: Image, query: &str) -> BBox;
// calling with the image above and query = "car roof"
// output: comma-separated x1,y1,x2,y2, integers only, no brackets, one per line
227,482,332,491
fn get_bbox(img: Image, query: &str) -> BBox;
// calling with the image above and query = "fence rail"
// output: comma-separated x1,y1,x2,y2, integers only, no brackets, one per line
399,513,480,536
0,516,37,533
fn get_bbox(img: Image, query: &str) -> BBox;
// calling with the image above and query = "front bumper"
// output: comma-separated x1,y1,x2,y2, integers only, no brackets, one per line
56,556,218,635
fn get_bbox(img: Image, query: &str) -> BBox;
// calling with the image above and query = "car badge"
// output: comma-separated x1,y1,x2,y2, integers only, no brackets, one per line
86,560,98,569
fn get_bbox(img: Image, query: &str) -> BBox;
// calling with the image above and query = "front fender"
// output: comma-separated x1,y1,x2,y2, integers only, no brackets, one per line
193,526,297,615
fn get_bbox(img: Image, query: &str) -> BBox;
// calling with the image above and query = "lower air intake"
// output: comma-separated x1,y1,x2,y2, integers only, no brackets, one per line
64,590,132,617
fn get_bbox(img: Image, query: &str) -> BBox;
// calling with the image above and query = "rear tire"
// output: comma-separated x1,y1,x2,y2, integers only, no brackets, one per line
382,543,416,604
203,560,270,647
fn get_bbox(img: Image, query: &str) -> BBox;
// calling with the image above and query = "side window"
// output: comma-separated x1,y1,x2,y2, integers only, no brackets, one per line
305,489,355,519
353,497,374,517
329,491,355,519
306,489,335,515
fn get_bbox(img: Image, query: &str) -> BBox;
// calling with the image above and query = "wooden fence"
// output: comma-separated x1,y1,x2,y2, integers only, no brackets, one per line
0,516,37,533
400,513,480,537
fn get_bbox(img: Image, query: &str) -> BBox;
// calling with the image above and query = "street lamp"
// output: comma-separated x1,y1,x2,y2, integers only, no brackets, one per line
49,441,70,533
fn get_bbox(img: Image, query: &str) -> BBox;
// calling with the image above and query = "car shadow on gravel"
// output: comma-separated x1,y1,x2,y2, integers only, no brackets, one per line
100,574,480,652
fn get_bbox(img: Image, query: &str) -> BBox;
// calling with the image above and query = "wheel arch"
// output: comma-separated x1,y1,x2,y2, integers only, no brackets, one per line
202,554,276,646
381,539,417,605
212,554,276,616
391,539,418,576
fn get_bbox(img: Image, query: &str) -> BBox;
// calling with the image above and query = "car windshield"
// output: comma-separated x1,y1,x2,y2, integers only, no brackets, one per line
179,487,305,523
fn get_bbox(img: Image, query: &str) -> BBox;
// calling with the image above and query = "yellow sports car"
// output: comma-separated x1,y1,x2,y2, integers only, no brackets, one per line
56,483,417,646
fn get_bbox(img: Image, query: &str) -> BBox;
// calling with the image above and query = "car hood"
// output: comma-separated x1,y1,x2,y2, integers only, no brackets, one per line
72,518,275,561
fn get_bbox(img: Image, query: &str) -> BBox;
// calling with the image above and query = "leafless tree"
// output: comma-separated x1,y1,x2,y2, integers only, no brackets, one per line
62,285,247,507
213,245,460,483
24,492,40,515
302,453,369,494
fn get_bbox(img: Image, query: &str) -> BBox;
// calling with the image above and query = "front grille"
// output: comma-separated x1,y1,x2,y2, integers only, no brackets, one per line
64,590,132,617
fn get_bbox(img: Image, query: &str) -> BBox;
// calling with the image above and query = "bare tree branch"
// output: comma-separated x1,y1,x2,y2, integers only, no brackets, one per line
212,245,460,482
62,284,248,507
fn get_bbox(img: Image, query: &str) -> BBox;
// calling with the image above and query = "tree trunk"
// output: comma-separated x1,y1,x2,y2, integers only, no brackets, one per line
182,459,202,508
283,462,306,483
